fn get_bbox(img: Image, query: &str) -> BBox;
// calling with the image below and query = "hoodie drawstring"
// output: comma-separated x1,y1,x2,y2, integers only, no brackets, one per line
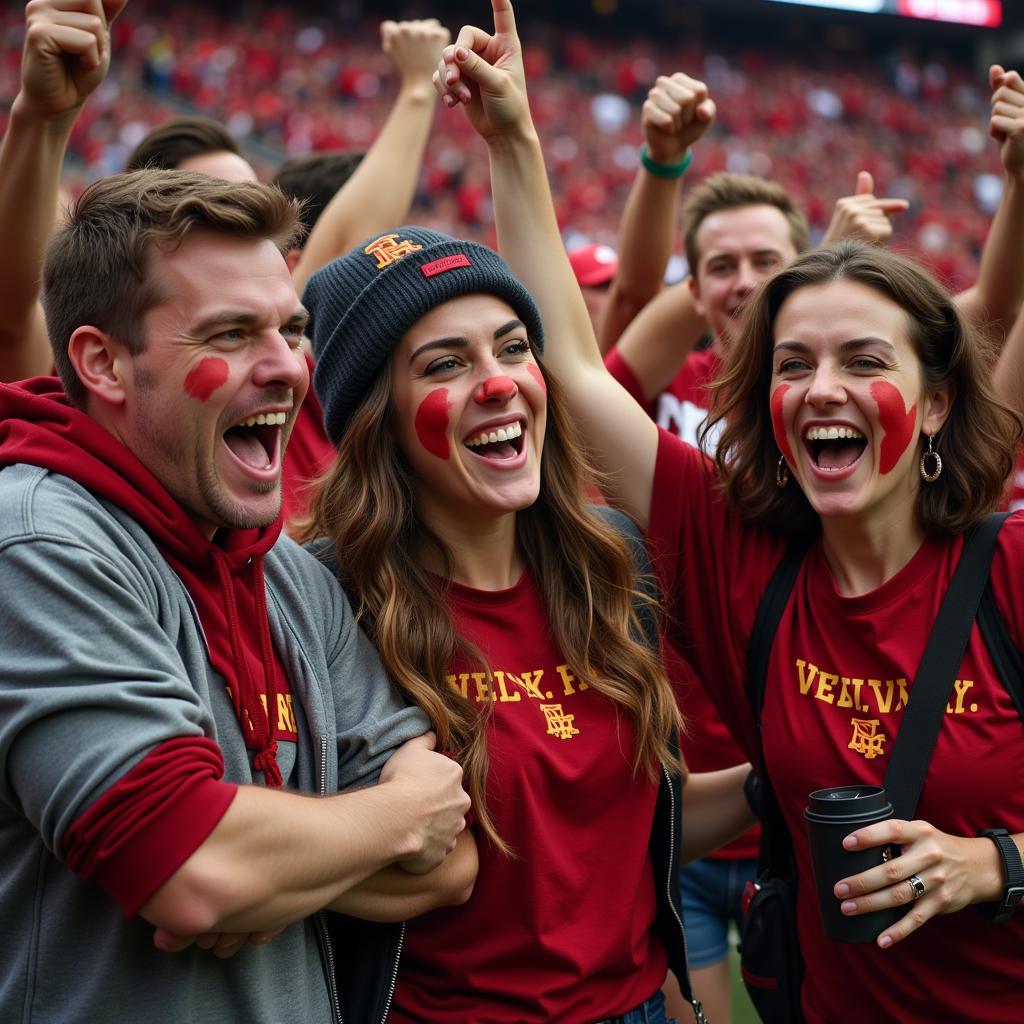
213,550,282,788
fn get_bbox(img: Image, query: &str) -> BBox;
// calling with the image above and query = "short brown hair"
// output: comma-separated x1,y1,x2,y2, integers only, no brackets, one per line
42,169,300,406
125,116,243,172
706,241,1022,537
272,150,365,245
683,172,810,272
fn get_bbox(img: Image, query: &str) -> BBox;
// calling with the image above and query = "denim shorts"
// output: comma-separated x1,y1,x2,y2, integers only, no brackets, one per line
678,856,759,968
591,988,676,1024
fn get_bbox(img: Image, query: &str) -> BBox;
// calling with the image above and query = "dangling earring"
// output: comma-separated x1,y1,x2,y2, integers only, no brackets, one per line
920,433,942,483
776,455,789,488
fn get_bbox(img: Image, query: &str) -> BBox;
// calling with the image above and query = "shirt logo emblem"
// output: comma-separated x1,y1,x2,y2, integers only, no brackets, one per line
540,703,580,740
848,718,886,760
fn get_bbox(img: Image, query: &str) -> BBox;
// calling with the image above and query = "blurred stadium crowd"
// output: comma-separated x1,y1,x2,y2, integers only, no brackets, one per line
0,1,1006,290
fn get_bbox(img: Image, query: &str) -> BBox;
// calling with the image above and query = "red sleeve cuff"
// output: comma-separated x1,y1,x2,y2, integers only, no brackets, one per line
64,736,238,917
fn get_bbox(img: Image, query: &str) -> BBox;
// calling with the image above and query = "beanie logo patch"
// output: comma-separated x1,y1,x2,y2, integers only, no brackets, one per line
364,233,424,269
421,254,471,278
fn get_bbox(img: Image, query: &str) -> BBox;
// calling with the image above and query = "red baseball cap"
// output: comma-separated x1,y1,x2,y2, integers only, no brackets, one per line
568,243,618,287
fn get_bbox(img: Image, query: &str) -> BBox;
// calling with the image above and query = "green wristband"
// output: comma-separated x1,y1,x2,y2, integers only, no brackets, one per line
640,145,693,179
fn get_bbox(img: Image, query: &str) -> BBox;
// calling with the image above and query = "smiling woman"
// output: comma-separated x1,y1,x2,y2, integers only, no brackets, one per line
429,2,1024,1019
296,220,754,1024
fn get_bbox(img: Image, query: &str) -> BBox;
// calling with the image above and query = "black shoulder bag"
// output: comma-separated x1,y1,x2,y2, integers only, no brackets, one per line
739,513,1014,1024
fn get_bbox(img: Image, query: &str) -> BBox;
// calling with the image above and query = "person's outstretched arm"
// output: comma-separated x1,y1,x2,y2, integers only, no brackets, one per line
0,0,126,382
434,0,660,526
955,65,1024,335
597,73,714,353
291,19,449,295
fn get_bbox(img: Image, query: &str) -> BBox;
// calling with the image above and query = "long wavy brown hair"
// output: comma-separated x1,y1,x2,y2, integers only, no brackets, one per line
705,241,1022,537
300,355,682,852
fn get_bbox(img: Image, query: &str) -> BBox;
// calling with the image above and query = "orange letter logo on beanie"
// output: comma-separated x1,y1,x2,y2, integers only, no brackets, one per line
363,233,424,269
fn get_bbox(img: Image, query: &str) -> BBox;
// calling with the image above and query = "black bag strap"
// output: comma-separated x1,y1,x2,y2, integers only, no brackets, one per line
747,535,815,727
882,511,1009,820
977,581,1024,727
746,533,814,877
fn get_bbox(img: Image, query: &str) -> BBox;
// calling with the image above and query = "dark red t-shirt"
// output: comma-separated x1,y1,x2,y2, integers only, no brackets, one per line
391,572,666,1024
648,429,1024,1023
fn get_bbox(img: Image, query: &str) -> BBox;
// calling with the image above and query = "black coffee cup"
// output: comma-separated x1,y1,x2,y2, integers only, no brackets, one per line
804,785,902,943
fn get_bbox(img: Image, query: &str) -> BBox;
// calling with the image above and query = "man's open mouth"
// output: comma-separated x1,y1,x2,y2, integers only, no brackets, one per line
223,411,287,470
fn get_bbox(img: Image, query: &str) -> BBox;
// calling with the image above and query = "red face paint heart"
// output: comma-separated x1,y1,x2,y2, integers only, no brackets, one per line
414,388,451,460
770,384,796,466
184,357,230,401
871,381,917,475
526,363,547,395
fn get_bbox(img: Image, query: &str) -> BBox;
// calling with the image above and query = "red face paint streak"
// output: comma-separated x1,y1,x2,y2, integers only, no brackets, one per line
871,381,917,475
479,375,516,401
414,388,451,460
184,357,230,401
526,363,547,395
770,384,796,466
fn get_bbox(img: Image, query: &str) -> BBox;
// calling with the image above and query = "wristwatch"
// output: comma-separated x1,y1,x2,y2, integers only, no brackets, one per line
977,828,1024,923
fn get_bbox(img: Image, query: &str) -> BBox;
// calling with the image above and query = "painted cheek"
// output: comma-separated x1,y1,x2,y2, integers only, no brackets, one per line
526,364,547,395
184,357,230,401
871,381,917,475
414,388,452,460
770,384,796,466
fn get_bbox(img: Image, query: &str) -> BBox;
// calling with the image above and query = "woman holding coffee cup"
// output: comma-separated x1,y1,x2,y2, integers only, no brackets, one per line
436,6,1024,1020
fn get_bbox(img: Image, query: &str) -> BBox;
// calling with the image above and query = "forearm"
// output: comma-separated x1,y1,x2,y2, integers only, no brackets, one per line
613,281,707,402
597,167,680,352
0,96,71,375
957,175,1024,337
327,829,478,922
293,82,437,294
488,129,600,372
680,764,756,863
992,302,1024,408
140,779,436,936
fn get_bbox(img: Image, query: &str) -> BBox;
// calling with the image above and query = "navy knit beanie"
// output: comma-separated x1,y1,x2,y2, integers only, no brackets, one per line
304,226,545,443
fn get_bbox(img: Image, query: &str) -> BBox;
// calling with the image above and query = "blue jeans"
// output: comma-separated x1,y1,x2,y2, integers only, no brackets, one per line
594,989,677,1024
679,856,758,968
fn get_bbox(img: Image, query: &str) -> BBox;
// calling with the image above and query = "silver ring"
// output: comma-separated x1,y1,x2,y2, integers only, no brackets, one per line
907,874,926,900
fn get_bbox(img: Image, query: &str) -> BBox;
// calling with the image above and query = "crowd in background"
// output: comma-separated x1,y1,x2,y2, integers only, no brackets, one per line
0,1,1004,291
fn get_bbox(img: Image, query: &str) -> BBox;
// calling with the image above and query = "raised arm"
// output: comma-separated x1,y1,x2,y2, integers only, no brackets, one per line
992,296,1024,411
0,0,125,381
955,65,1024,336
611,280,708,404
433,0,659,526
290,18,449,295
597,73,714,353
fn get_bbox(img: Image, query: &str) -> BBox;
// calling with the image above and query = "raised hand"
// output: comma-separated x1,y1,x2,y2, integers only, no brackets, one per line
432,0,529,142
21,0,127,123
641,72,716,165
381,18,451,89
821,171,909,246
990,64,1024,181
